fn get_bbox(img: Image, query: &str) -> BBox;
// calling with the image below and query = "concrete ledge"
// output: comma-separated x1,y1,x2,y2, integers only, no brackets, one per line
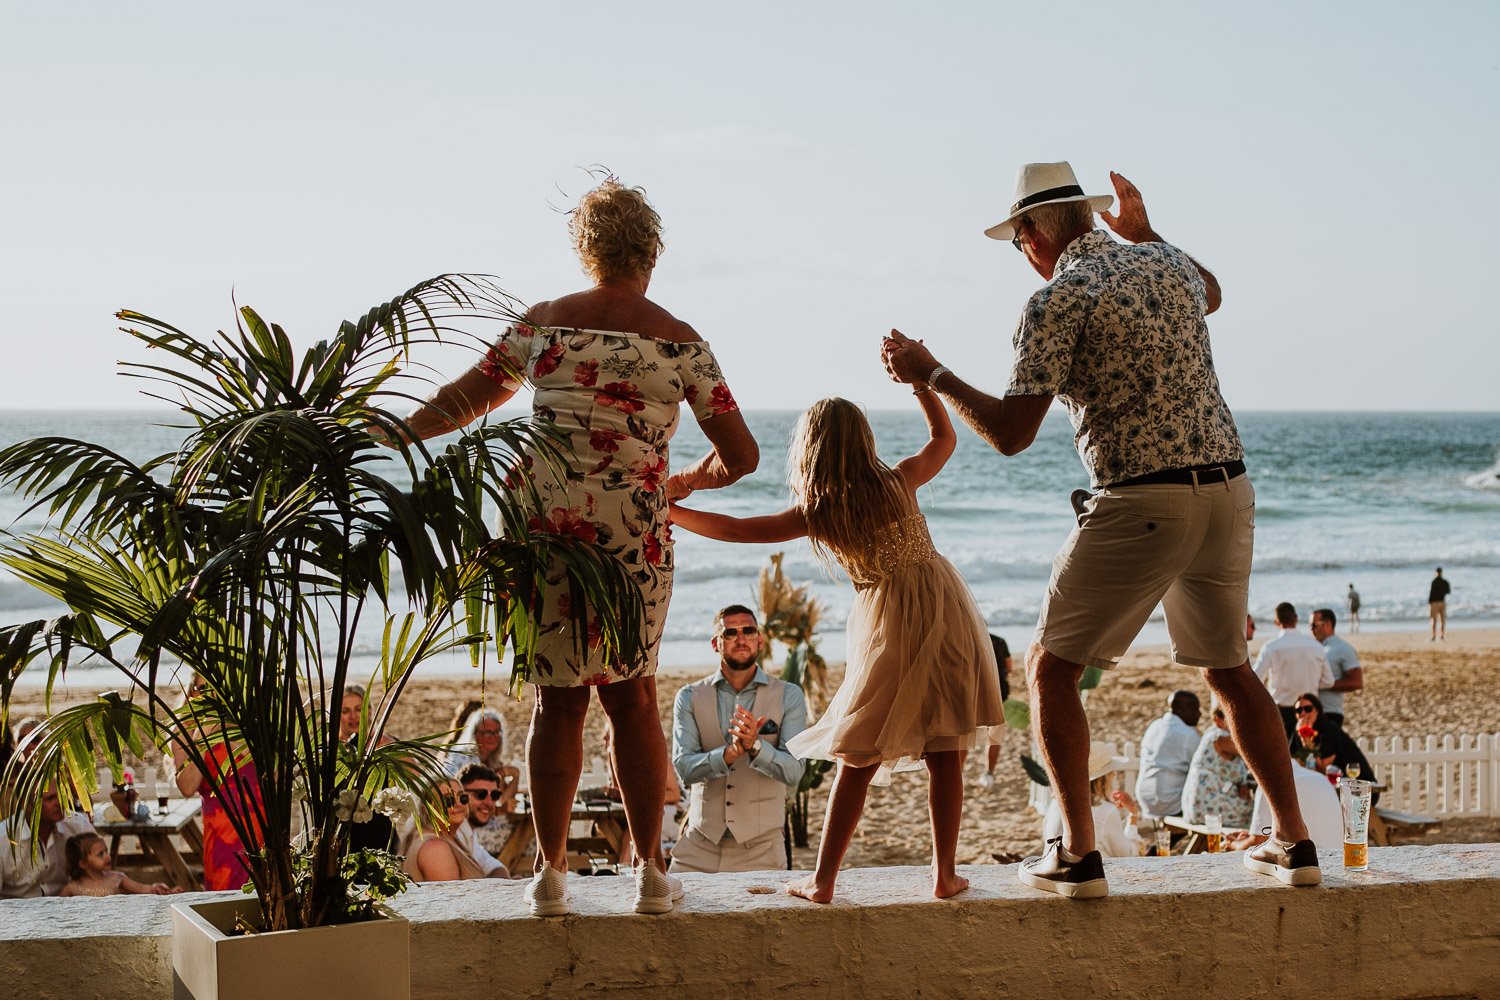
4,845,1498,1000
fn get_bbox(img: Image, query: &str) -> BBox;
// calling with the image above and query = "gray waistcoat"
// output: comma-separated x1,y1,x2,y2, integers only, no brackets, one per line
686,675,787,844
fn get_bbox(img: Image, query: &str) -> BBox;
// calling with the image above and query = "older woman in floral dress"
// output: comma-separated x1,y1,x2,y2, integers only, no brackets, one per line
403,177,757,916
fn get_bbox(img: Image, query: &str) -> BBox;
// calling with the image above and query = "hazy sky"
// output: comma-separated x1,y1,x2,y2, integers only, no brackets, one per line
3,1,1496,414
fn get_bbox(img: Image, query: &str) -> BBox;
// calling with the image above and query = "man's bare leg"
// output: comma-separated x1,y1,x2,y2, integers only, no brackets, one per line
1027,644,1095,856
1203,662,1309,843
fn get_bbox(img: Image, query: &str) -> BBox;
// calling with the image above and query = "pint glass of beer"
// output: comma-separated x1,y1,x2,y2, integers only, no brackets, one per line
1340,778,1372,870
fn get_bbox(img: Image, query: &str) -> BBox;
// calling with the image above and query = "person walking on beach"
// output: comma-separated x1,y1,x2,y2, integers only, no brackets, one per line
669,605,807,874
669,394,1005,902
1309,608,1361,733
1347,584,1361,632
882,161,1321,897
1429,568,1451,641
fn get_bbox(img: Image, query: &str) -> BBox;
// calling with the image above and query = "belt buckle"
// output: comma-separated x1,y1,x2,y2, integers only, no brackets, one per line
1190,464,1228,487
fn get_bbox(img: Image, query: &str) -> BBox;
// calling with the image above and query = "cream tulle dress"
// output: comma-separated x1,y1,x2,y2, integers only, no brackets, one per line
786,506,1006,784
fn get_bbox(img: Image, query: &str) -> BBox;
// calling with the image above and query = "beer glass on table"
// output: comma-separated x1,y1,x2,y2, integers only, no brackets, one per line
1204,813,1223,853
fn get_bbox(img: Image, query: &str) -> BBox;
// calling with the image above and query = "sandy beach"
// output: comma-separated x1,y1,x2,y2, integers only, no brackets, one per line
9,627,1499,870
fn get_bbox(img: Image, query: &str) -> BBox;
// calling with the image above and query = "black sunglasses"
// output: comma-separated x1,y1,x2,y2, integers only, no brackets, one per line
441,792,471,806
463,787,502,801
719,626,759,638
1295,705,1316,715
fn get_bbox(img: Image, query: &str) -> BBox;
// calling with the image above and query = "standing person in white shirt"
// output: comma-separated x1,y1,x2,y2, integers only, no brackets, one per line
1133,691,1202,819
1252,603,1334,738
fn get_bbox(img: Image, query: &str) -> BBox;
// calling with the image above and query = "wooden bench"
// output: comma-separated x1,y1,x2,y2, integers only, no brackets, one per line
1370,806,1443,845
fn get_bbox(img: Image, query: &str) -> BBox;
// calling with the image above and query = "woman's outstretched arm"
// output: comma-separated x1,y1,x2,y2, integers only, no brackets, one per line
894,385,957,490
665,409,759,500
668,503,807,544
403,366,518,441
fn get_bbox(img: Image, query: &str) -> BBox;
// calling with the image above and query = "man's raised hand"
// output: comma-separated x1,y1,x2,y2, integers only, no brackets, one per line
1099,171,1160,245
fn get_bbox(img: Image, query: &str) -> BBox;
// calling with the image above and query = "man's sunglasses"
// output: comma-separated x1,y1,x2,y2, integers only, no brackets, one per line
719,626,759,638
462,787,503,801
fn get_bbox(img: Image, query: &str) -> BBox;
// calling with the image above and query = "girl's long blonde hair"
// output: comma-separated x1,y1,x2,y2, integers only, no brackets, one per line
789,398,912,566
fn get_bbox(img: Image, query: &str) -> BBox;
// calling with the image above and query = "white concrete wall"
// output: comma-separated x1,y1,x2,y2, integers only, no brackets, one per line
3,845,1497,1000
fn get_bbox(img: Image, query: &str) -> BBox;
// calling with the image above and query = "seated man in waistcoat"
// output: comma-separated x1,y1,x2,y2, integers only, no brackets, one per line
669,605,808,874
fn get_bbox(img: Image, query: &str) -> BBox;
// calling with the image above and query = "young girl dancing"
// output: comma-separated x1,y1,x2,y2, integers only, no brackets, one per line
669,389,1004,901
59,832,181,897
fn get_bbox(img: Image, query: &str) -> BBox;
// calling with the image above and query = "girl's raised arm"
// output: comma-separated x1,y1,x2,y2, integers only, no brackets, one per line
894,385,957,490
668,503,807,544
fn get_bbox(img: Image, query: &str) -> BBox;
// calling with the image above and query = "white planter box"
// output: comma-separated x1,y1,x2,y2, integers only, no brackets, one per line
171,897,410,1000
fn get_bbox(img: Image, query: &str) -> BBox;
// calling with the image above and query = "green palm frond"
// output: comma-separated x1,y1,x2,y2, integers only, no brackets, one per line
0,275,643,931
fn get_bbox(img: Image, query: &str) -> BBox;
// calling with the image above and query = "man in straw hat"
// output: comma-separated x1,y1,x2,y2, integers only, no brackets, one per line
882,162,1319,898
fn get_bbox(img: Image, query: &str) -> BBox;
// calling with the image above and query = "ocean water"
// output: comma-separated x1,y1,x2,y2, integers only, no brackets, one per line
2,409,1498,681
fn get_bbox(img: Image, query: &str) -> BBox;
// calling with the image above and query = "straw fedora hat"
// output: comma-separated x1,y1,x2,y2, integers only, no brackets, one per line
984,161,1114,242
1086,741,1128,781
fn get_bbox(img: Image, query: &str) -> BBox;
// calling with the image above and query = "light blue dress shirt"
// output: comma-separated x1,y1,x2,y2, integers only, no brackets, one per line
672,668,808,790
1133,711,1201,818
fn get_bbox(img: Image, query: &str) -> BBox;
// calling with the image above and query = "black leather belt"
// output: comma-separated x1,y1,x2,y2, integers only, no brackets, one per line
1109,459,1246,488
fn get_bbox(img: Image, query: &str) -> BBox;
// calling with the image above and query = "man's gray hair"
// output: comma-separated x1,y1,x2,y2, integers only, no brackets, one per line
1019,200,1095,245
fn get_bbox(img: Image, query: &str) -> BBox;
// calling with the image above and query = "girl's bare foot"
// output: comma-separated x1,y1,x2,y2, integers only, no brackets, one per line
788,874,835,904
933,871,969,899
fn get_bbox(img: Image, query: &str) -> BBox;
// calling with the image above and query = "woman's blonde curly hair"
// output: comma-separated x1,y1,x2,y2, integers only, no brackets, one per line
568,177,665,281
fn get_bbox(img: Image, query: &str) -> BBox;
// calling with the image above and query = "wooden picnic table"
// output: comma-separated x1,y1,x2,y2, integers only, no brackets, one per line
495,798,630,873
93,798,204,891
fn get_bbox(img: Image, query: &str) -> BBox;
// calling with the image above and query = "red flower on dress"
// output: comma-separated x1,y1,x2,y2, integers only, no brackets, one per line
581,672,611,686
631,454,667,494
707,383,737,415
533,342,567,379
478,342,522,385
590,428,628,455
643,530,663,566
595,381,646,414
527,507,598,544
573,359,599,387
684,384,699,405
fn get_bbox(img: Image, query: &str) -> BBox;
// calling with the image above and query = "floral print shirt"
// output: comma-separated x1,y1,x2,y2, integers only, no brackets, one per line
1005,230,1244,487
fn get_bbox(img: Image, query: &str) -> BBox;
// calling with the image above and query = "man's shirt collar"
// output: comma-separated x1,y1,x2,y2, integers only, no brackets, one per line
1055,229,1115,272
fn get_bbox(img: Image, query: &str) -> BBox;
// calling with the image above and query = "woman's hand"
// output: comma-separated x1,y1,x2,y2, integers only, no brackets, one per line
1109,790,1141,820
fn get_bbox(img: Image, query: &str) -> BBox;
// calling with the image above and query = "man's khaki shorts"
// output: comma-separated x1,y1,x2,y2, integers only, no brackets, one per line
1035,474,1255,670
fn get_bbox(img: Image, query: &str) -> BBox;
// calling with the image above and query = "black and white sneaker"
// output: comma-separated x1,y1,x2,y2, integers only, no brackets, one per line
1243,835,1322,886
1018,838,1108,899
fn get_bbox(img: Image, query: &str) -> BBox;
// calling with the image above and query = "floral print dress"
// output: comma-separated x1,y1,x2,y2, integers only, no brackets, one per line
480,325,739,686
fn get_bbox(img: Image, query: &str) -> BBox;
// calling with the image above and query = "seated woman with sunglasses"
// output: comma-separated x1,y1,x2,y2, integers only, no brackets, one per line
400,778,512,882
1289,693,1378,803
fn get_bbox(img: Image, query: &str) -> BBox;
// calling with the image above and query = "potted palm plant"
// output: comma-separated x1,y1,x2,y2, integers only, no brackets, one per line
0,275,642,1000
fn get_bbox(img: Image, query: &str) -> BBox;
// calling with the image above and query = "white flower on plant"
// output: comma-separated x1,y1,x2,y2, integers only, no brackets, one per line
291,775,308,803
352,797,374,824
371,787,418,825
334,788,360,822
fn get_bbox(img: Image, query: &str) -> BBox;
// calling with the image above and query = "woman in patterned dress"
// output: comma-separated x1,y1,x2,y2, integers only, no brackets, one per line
403,178,757,915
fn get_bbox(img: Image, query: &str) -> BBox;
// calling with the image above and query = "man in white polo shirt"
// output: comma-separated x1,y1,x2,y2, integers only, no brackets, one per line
1253,602,1334,738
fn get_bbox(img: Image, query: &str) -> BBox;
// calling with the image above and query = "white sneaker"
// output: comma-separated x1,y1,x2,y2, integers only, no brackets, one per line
524,866,570,917
634,858,682,914
979,771,996,790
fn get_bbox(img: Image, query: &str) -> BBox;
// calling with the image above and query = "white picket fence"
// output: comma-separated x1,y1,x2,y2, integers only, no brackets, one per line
1107,732,1500,819
1357,733,1500,818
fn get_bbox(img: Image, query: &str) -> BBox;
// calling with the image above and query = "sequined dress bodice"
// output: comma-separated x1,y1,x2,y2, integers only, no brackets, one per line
837,512,939,587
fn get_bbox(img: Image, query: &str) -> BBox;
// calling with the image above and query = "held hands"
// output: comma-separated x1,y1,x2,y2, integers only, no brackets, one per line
881,329,938,386
1099,171,1160,245
665,474,694,502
